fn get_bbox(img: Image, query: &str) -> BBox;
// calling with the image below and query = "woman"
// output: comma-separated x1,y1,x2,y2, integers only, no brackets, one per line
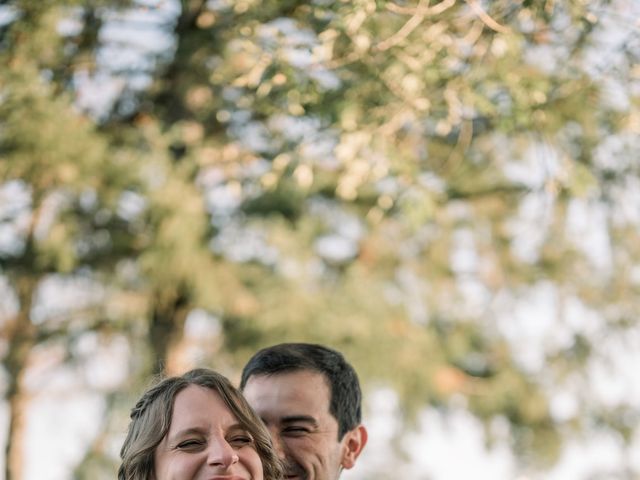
119,368,283,480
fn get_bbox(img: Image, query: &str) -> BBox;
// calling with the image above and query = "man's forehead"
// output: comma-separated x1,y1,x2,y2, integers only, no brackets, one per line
246,368,330,390
243,370,333,414
244,371,341,436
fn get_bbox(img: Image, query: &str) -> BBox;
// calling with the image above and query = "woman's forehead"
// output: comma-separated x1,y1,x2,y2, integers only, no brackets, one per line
168,384,240,432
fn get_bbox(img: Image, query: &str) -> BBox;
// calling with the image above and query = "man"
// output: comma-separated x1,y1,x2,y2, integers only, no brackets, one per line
240,343,368,480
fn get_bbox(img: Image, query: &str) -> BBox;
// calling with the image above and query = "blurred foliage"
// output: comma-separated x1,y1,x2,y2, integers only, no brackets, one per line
1,0,640,478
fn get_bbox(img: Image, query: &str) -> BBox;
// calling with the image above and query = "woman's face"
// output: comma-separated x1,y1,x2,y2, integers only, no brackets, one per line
153,384,263,480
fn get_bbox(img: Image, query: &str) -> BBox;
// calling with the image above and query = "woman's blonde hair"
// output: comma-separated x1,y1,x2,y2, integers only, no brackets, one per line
118,368,282,480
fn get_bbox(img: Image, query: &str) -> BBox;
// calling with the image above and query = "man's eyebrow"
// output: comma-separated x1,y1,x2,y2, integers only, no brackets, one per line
280,415,319,427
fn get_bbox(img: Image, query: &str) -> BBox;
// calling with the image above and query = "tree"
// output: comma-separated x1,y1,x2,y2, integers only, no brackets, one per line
1,0,639,478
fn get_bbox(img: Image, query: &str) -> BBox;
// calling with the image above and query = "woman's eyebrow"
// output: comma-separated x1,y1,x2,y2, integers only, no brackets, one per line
226,423,251,433
171,422,247,439
169,427,206,439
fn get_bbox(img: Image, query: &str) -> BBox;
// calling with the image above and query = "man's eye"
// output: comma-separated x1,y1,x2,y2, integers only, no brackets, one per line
283,426,310,436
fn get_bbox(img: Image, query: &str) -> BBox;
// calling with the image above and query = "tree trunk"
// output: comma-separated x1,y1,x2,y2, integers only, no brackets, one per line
3,274,37,480
148,287,190,375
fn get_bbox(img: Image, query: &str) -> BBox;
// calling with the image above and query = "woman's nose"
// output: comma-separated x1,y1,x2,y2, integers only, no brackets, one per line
207,438,239,467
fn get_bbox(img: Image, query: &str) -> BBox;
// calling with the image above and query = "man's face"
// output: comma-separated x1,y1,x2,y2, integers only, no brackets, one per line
243,370,362,480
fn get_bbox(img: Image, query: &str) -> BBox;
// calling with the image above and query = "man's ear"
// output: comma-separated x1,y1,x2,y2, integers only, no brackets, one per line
340,425,368,470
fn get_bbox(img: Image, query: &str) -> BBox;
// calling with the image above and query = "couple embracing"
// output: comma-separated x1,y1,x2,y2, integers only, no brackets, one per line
119,343,368,480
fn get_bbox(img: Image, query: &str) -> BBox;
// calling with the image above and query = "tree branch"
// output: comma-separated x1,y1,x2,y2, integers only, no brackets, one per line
464,0,510,34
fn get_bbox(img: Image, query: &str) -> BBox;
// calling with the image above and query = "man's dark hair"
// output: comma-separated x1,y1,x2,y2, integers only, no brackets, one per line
240,343,362,439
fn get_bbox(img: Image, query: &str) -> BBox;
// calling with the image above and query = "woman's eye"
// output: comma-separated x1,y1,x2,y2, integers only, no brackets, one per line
229,435,252,446
177,440,204,450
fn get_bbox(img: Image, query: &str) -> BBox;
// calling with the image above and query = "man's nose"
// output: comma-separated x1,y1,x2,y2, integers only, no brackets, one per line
207,438,239,468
